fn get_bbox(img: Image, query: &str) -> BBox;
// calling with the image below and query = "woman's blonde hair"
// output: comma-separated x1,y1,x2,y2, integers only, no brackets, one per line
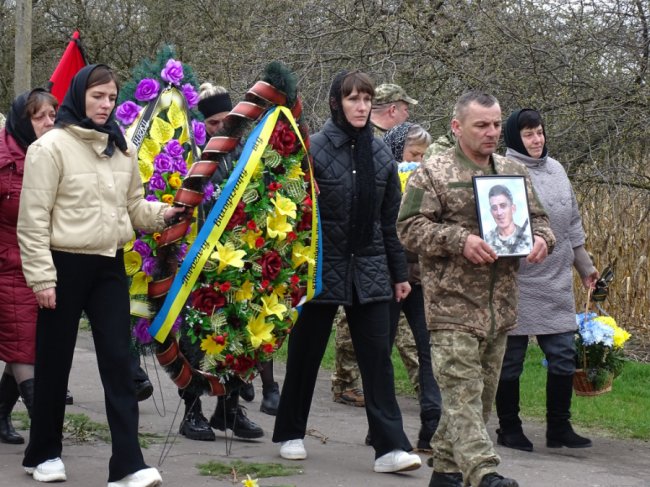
405,124,432,147
199,82,228,100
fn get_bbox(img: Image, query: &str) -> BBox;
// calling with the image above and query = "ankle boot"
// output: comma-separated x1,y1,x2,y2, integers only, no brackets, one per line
495,378,533,452
0,373,24,444
546,372,592,448
209,392,264,439
260,381,279,416
179,398,215,441
429,471,463,487
18,378,35,419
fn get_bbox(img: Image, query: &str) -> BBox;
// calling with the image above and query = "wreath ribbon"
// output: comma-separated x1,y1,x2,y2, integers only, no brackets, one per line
149,105,320,342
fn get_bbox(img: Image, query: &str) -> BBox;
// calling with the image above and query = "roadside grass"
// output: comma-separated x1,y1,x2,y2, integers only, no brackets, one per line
197,459,302,483
276,329,650,440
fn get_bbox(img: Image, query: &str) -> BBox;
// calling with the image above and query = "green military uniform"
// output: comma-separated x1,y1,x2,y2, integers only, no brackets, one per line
397,144,554,487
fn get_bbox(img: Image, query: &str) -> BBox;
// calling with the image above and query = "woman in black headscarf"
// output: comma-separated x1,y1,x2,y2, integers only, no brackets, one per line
0,88,57,445
272,71,420,474
17,64,189,486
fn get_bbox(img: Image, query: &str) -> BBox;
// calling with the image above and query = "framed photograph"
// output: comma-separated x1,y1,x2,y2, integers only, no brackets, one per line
472,175,533,257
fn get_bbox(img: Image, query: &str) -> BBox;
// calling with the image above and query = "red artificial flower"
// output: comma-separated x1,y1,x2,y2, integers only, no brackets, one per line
226,201,247,230
290,274,300,287
232,355,256,375
219,282,232,293
191,287,226,315
246,220,257,231
262,343,274,354
269,120,297,157
255,237,265,248
259,250,282,280
268,181,282,191
214,335,226,345
297,210,312,231
260,279,270,290
291,286,306,307
286,231,297,242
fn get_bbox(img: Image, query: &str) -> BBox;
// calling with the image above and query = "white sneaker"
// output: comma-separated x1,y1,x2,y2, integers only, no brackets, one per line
107,467,162,487
373,449,422,473
31,457,67,482
280,439,307,460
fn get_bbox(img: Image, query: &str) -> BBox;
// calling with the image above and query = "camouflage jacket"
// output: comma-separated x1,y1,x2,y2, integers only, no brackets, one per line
397,144,555,338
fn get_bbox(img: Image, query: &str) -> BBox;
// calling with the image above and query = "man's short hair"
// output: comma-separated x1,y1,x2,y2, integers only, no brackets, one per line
453,91,499,120
488,185,513,204
373,83,418,107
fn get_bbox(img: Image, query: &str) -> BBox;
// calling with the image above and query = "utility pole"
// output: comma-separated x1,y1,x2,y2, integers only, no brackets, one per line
14,0,33,96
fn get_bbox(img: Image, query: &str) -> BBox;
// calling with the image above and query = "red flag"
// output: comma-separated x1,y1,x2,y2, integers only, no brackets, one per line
48,31,88,104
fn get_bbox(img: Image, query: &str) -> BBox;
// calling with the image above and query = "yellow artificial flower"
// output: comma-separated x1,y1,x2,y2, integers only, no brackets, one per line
613,325,631,348
261,293,287,320
140,137,161,162
211,241,246,274
246,313,274,349
266,214,292,241
161,194,174,205
129,271,151,296
271,193,297,219
287,163,305,180
166,100,186,129
241,475,259,487
291,241,315,268
138,159,154,184
235,280,255,301
150,117,174,144
201,334,227,355
273,284,287,299
242,229,263,249
168,172,182,189
124,251,142,276
124,238,134,252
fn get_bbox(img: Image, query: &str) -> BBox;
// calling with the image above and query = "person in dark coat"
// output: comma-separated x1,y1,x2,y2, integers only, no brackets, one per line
272,70,421,474
0,88,58,444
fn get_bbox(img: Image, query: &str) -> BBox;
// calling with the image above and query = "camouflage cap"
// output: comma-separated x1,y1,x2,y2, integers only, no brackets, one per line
373,84,418,106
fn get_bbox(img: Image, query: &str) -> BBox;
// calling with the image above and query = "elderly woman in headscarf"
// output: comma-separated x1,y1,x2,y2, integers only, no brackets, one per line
17,64,189,486
272,70,421,474
495,109,598,453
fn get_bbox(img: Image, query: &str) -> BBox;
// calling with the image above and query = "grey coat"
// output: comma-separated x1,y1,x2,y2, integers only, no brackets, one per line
506,148,594,335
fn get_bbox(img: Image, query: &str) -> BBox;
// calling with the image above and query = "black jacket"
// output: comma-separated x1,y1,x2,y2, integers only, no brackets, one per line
310,119,408,305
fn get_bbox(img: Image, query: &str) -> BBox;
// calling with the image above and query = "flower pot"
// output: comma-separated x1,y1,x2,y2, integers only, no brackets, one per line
573,369,613,396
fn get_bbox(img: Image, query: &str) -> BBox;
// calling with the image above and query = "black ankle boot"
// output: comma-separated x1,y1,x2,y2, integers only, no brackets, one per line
260,381,279,416
479,473,519,487
179,398,215,441
429,471,463,487
546,373,592,448
0,373,24,444
17,378,34,418
210,393,264,439
495,378,533,452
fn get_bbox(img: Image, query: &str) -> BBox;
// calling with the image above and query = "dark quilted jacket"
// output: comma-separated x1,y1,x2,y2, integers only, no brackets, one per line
0,128,37,364
311,119,408,305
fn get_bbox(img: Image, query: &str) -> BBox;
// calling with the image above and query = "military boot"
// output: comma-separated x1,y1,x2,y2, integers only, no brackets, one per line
179,398,215,441
210,392,263,439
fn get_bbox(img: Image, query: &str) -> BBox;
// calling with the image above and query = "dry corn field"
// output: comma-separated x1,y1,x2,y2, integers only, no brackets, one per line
575,183,650,361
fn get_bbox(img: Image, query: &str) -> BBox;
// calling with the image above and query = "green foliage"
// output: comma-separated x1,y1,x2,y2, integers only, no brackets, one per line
263,61,298,106
196,460,303,479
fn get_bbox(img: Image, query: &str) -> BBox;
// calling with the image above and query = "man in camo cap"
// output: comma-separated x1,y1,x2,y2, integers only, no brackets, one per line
370,83,418,136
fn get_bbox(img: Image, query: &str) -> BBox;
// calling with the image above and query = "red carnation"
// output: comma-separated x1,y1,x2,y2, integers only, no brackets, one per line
269,120,297,157
191,287,226,315
226,201,247,230
259,250,282,281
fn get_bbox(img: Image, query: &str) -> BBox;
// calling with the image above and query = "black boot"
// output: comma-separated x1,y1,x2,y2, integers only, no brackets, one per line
495,379,533,452
209,392,264,439
260,381,279,416
0,373,24,444
417,409,440,451
239,382,255,402
179,398,216,441
429,471,463,487
478,473,519,487
18,378,34,418
546,372,592,448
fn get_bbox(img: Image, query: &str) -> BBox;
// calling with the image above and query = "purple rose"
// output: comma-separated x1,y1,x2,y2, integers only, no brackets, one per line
181,83,199,109
115,101,141,126
164,140,184,159
133,239,151,258
135,78,160,102
172,157,188,176
160,59,184,85
145,194,158,202
153,153,174,173
142,256,156,276
192,120,206,146
148,173,167,191
133,318,153,344
202,181,215,203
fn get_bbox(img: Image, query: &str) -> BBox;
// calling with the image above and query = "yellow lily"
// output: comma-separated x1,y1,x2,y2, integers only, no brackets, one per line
211,241,246,274
246,313,274,349
242,229,263,249
291,241,315,268
235,280,255,301
266,213,292,241
261,293,287,320
271,193,297,219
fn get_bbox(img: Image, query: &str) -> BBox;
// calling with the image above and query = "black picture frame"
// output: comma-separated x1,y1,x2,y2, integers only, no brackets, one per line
472,175,533,257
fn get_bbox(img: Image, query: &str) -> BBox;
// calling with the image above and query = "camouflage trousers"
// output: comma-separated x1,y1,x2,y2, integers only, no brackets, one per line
430,330,507,487
332,309,420,393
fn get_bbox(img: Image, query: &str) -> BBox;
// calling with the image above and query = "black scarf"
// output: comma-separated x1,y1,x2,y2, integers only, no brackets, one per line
504,109,548,159
383,122,413,162
5,89,45,150
329,71,376,250
55,64,127,156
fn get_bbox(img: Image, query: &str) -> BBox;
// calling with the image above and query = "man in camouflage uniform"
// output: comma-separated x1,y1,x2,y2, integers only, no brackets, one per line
331,83,419,407
397,91,555,487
